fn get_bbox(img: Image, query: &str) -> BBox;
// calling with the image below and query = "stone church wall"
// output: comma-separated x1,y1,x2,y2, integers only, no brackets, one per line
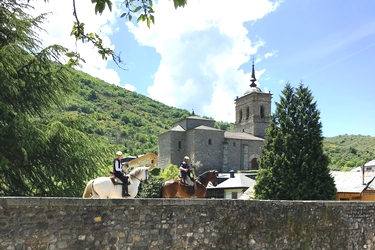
1,197,374,250
158,131,185,168
187,129,224,174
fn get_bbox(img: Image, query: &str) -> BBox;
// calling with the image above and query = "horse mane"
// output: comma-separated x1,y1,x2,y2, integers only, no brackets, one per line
197,170,211,181
129,166,148,176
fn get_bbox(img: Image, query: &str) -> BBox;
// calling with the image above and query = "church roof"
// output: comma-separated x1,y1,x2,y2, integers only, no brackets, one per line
224,131,264,141
192,125,222,131
185,116,214,121
169,125,185,132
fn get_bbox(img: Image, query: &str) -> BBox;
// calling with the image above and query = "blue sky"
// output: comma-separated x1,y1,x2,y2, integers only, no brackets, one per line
32,0,375,138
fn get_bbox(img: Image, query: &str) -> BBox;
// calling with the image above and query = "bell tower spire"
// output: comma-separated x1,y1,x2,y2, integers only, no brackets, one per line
250,57,257,88
233,56,272,138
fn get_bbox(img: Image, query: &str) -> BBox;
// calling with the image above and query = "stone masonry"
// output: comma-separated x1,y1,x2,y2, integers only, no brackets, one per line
1,197,375,250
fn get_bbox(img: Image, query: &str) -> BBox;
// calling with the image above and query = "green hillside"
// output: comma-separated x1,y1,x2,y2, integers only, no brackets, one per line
323,135,375,170
48,70,190,156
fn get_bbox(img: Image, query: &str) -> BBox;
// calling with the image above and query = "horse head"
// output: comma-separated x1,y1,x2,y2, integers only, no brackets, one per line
197,170,218,187
209,170,218,186
129,166,149,185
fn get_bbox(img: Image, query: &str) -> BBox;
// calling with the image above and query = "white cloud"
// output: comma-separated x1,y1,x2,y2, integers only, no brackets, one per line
28,0,122,86
127,0,280,122
26,0,281,123
124,83,136,92
264,50,278,59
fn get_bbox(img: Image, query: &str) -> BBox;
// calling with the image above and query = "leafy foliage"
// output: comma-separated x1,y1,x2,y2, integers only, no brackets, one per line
0,0,111,196
48,0,187,67
59,70,192,156
137,171,165,198
324,135,375,170
254,83,337,200
160,164,179,180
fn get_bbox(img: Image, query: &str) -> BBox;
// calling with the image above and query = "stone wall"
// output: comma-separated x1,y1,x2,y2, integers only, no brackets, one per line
3,198,374,250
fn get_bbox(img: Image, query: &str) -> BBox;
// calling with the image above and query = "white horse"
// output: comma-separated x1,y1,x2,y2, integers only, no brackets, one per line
82,166,149,198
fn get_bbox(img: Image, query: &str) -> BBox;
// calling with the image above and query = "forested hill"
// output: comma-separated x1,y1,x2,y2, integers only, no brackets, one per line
54,70,374,170
324,135,375,170
53,70,191,156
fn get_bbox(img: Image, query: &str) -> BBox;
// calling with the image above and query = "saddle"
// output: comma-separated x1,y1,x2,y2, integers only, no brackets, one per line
178,177,199,186
109,172,130,186
178,177,190,186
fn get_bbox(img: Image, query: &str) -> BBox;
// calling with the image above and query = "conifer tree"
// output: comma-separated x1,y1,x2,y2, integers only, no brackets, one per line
0,0,110,196
254,83,337,200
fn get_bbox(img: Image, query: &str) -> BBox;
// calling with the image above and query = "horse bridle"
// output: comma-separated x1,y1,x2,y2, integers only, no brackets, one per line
129,169,148,183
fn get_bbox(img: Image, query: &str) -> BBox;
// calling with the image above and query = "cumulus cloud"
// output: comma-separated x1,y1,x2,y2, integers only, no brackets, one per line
28,0,122,86
264,50,276,59
127,0,280,122
27,0,280,123
124,83,136,92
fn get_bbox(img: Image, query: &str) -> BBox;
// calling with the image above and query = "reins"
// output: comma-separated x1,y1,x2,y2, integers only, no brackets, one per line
128,167,148,182
129,174,142,182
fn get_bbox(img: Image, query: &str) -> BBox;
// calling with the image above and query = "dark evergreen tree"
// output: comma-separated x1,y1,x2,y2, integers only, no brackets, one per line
254,83,337,200
0,0,110,196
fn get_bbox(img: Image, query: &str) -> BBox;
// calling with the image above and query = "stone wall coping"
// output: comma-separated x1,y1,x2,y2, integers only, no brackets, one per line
1,197,374,208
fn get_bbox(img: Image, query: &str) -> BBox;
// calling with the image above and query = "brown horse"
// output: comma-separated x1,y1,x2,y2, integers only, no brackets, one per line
161,170,218,198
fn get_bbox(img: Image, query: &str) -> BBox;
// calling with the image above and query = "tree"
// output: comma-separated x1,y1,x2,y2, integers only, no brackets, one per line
0,0,110,196
137,167,164,198
160,164,179,180
254,83,337,200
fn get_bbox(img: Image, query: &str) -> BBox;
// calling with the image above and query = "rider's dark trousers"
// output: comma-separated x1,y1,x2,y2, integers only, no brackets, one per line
114,172,129,196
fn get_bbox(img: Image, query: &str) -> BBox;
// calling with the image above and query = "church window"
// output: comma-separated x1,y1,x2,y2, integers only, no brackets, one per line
246,107,249,119
260,106,264,118
239,110,242,122
233,142,236,147
208,139,212,145
251,158,259,170
178,140,182,149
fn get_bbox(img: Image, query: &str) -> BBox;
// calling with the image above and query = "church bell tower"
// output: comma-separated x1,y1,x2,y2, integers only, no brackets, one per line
233,61,272,138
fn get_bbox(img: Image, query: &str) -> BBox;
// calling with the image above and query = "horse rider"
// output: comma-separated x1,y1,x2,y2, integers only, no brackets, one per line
113,151,130,197
179,156,194,195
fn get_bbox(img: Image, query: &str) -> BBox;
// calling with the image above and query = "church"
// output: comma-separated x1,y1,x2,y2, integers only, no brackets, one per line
158,63,272,173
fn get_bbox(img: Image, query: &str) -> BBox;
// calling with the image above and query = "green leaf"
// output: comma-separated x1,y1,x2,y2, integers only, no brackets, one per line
65,52,75,58
134,6,142,13
137,14,145,23
94,2,105,14
105,0,113,12
174,0,187,9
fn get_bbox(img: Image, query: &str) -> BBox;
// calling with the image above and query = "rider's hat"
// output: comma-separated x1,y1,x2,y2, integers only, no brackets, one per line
184,156,189,160
116,151,123,156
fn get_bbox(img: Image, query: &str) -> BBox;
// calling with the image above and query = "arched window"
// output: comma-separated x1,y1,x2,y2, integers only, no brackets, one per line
260,106,264,118
251,158,259,170
239,110,242,122
246,107,249,119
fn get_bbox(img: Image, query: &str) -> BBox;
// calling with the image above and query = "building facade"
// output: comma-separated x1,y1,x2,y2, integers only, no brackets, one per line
158,63,272,173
